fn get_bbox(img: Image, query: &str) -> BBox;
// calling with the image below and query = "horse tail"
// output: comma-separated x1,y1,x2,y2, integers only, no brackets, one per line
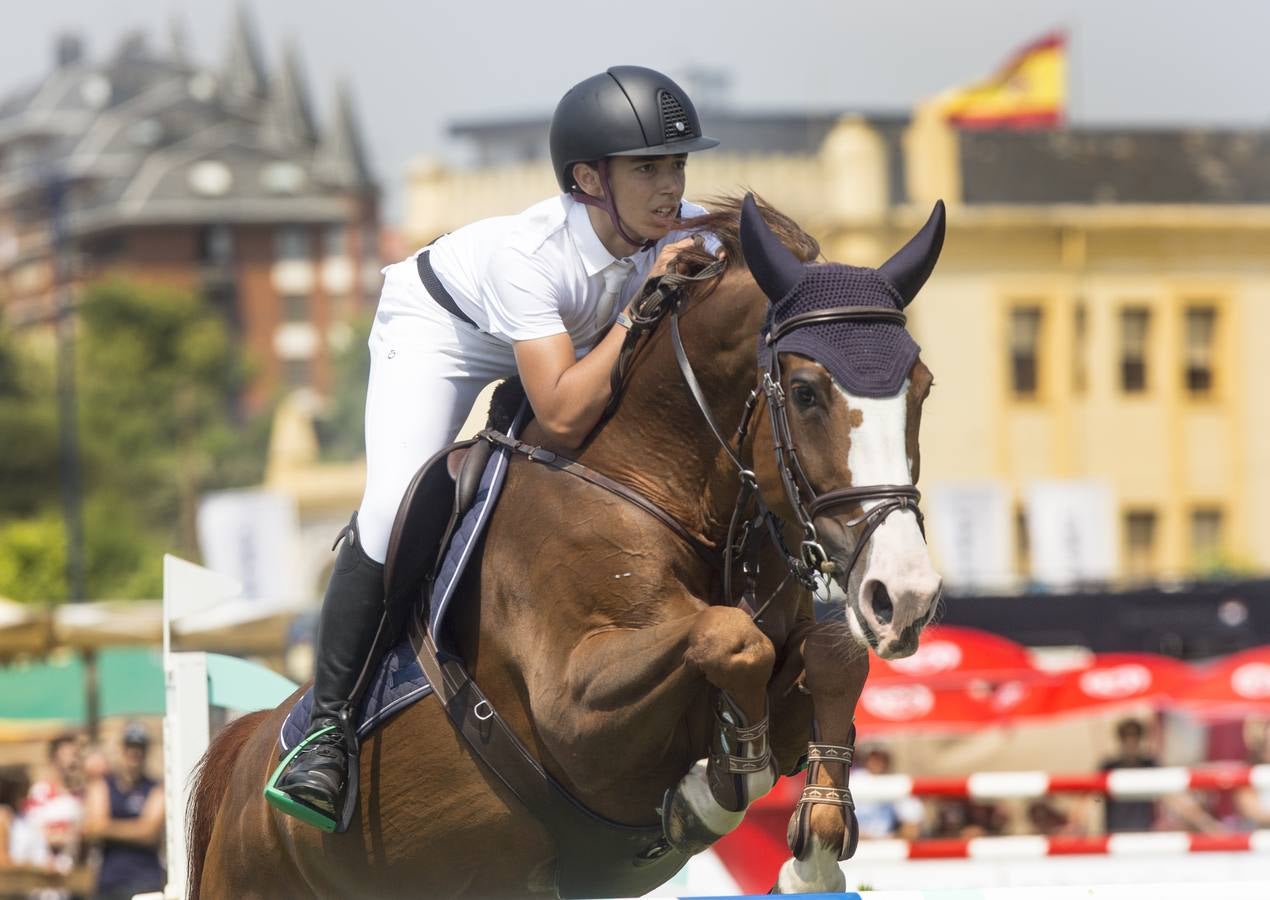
185,710,270,900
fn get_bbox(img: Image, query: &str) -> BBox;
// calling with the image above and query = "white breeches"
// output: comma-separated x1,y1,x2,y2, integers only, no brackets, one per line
356,261,517,563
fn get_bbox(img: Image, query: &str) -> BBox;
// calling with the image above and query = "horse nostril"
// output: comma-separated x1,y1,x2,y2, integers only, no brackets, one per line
871,583,894,626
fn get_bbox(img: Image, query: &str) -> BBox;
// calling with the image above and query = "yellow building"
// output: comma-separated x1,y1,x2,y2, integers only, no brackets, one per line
403,111,1270,589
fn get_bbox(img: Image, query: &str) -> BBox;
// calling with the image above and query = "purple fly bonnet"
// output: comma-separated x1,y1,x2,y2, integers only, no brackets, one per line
739,194,946,397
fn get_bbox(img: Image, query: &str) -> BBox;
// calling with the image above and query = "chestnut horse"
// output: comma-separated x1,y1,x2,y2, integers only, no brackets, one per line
187,194,944,898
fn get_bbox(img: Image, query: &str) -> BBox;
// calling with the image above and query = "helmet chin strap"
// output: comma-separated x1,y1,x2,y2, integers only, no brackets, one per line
570,158,656,253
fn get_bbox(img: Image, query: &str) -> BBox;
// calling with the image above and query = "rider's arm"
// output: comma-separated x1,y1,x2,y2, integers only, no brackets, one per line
513,239,693,450
514,323,628,449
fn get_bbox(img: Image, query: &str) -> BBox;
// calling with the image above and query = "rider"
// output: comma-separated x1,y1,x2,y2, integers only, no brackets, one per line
267,66,720,829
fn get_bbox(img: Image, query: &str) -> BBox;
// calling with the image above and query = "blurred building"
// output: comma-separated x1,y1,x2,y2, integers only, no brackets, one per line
404,106,1270,590
0,11,380,410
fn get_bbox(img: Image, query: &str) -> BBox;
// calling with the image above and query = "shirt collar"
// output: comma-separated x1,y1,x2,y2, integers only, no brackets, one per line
567,196,647,276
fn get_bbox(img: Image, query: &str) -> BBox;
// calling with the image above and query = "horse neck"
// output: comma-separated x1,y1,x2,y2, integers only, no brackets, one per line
581,274,769,542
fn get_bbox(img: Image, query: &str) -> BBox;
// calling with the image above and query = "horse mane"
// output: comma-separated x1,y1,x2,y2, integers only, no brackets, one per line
674,193,821,294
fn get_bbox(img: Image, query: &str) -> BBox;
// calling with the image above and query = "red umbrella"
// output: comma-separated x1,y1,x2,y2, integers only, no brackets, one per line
1174,645,1270,719
869,625,1039,686
855,680,1000,735
1033,653,1194,718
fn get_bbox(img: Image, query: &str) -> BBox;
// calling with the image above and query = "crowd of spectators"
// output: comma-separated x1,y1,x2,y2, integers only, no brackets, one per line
851,716,1266,842
0,725,165,899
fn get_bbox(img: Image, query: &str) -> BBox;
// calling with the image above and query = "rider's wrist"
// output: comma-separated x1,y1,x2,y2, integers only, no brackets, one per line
614,312,633,330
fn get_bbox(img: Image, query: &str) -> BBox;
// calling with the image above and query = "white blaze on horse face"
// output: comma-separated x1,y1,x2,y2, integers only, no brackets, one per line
837,382,941,659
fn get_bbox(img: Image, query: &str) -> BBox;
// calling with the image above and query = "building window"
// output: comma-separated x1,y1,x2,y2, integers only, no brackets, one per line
1191,507,1224,567
1184,306,1217,397
1119,307,1150,394
274,226,310,262
283,358,312,388
322,225,347,258
282,295,309,323
1073,303,1087,395
1009,306,1042,398
1124,509,1157,581
199,225,234,266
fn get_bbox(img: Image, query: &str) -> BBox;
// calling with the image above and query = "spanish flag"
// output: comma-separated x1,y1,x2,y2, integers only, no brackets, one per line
937,31,1066,128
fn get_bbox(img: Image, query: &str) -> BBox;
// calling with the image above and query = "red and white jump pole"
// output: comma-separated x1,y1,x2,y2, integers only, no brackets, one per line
753,764,1270,807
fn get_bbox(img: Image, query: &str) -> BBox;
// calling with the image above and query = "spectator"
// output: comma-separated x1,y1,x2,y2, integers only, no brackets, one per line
1026,799,1073,836
1097,717,1222,834
851,746,924,840
19,734,85,875
0,765,32,868
1234,717,1270,827
930,797,1009,839
83,723,165,900
1098,718,1159,832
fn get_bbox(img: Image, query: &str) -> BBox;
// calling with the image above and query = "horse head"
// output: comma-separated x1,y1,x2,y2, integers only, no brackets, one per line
739,193,943,660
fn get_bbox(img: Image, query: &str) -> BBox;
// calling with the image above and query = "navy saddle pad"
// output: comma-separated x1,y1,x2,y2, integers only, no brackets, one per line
280,407,526,752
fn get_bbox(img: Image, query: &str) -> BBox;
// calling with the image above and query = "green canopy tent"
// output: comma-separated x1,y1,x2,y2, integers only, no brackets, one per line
0,646,163,724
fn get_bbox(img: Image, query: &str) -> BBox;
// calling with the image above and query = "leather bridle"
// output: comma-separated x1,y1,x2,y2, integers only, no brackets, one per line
485,263,926,615
669,288,925,615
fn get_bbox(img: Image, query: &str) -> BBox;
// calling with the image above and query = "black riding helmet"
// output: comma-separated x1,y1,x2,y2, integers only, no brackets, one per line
550,66,719,193
550,66,719,249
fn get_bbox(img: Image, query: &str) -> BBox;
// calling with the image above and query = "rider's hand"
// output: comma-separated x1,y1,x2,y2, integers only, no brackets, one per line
647,237,696,279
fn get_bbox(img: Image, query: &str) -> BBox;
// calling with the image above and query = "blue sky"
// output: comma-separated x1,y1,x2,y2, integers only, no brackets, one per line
5,1,1269,222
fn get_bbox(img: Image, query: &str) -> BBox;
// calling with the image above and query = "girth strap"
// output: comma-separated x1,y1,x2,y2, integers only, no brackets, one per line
477,427,718,566
413,624,688,897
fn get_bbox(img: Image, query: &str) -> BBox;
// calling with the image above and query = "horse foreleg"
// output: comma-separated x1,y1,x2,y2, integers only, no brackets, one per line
664,606,778,852
774,629,869,894
561,604,776,853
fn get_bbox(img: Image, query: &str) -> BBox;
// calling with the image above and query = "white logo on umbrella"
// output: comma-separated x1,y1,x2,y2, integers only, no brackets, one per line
862,684,936,720
1079,664,1152,699
1232,663,1270,699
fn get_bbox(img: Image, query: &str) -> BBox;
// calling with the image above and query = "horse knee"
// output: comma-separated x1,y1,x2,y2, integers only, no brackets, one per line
687,607,775,687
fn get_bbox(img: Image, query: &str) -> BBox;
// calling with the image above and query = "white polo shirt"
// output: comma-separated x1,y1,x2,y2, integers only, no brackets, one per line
415,194,710,350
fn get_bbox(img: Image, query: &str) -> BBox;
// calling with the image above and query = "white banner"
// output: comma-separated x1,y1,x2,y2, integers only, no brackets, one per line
196,489,303,602
1025,480,1116,589
927,482,1013,591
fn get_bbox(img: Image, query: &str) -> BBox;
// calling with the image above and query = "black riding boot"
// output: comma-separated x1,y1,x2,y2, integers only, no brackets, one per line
271,516,385,826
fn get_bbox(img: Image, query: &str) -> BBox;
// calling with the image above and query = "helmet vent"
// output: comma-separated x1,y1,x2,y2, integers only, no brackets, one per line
658,90,695,143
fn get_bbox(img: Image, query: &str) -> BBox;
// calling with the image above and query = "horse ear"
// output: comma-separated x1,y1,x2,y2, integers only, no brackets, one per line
878,199,946,308
740,193,804,303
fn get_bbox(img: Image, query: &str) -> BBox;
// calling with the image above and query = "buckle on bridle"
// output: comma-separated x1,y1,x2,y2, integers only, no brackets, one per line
761,372,784,405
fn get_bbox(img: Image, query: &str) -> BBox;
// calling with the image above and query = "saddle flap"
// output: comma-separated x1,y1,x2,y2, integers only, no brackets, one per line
382,438,477,603
455,436,493,513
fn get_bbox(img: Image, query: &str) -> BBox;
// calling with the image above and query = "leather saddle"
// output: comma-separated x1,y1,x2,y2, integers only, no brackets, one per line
382,435,494,621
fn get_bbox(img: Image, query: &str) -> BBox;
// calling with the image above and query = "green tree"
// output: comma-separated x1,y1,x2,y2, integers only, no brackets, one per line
0,280,268,602
316,313,371,462
0,324,60,518
76,278,268,563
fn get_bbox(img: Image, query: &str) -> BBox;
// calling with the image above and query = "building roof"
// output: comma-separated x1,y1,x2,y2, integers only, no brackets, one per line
450,109,1270,208
0,15,376,237
959,127,1270,206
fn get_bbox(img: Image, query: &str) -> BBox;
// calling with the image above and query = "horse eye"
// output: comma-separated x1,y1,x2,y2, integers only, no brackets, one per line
791,383,817,408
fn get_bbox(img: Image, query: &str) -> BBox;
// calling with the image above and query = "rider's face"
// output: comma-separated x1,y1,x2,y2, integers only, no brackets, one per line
605,155,688,243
